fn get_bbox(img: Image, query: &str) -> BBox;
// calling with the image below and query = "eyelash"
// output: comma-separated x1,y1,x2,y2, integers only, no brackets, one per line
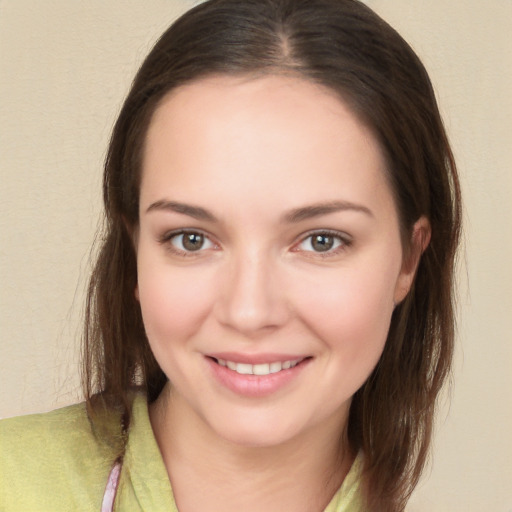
159,229,352,257
159,229,218,257
292,229,352,257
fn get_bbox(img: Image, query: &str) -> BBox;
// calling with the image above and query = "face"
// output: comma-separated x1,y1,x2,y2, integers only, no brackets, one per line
136,75,421,448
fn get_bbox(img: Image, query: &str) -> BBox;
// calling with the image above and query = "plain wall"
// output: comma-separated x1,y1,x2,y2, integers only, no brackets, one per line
1,1,511,510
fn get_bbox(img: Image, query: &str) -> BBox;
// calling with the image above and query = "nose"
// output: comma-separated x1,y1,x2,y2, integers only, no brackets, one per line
215,248,289,337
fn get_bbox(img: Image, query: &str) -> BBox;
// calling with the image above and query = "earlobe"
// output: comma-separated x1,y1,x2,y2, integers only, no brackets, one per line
394,216,431,304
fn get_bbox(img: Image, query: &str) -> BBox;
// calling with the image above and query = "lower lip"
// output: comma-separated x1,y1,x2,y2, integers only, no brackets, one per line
206,358,310,397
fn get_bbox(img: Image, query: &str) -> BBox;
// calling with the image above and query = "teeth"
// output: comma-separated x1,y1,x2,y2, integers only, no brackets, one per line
236,363,253,375
253,363,270,375
269,362,282,374
216,358,302,376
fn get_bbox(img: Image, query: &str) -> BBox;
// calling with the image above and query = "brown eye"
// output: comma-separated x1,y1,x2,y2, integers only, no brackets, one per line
311,234,335,252
182,232,204,251
169,231,214,253
296,231,348,254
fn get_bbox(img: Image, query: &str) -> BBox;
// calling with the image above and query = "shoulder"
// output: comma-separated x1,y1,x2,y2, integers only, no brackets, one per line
2,400,89,438
324,452,365,512
0,402,118,511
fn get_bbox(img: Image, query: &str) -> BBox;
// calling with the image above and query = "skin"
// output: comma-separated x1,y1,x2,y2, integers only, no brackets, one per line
135,75,429,512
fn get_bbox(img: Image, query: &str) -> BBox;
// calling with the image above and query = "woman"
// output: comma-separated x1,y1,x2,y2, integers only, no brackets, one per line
0,0,461,511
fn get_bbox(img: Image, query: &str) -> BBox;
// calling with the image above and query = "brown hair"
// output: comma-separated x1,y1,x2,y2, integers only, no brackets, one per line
83,0,461,509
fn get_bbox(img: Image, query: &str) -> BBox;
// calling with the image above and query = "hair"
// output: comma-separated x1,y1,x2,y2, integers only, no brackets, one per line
82,0,461,510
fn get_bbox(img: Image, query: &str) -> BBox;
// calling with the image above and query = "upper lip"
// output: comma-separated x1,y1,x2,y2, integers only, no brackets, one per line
206,352,310,365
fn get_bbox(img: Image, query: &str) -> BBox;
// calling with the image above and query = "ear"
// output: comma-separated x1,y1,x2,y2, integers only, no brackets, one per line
394,216,431,304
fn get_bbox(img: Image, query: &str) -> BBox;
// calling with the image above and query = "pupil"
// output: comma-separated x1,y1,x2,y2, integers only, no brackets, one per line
312,234,333,252
183,233,204,251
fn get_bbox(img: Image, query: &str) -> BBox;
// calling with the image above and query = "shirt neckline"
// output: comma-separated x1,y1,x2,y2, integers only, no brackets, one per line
124,392,362,511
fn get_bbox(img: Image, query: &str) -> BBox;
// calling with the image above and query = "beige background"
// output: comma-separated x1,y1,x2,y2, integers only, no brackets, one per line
1,1,511,510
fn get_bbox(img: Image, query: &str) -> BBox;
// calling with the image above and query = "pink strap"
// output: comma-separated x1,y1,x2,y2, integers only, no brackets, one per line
101,461,122,512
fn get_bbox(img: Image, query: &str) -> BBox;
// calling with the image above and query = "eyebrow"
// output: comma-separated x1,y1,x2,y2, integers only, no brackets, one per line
145,199,373,223
146,200,217,221
283,201,373,223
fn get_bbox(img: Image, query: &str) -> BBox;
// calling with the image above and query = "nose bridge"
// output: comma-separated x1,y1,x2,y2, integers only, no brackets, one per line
217,243,287,334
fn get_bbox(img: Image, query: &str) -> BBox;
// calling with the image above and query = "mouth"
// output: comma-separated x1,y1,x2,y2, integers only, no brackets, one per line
208,356,310,376
206,354,312,397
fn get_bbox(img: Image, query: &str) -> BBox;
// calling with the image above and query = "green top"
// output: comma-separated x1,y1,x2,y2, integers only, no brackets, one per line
0,393,363,511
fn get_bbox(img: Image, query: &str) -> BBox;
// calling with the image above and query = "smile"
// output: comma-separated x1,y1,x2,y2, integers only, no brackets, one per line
214,358,304,376
207,355,311,397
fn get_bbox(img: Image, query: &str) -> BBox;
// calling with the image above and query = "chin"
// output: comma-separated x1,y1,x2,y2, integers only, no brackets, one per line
204,407,323,449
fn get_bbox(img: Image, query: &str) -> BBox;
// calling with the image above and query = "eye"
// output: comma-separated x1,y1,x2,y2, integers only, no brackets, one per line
165,230,216,253
296,231,349,254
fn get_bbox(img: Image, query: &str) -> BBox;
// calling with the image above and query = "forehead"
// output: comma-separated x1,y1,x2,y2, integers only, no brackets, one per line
141,74,395,220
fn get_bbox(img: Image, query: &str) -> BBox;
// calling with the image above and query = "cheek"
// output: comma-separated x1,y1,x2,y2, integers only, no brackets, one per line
290,261,399,376
136,258,215,346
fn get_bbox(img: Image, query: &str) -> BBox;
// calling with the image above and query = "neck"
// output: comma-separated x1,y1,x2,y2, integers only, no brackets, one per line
149,384,354,512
